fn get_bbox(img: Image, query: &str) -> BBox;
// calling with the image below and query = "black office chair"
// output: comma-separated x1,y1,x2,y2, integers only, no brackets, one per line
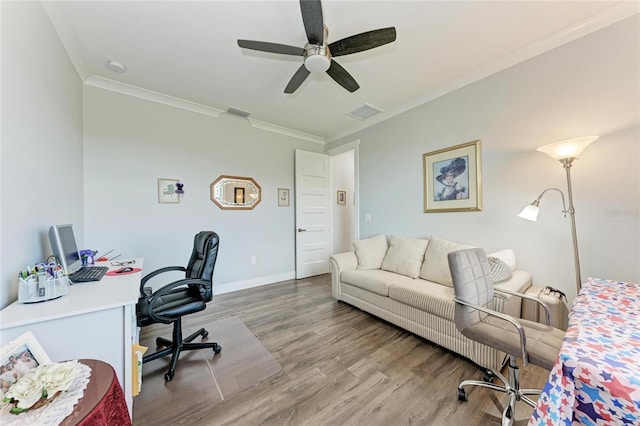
136,231,221,382
448,248,565,425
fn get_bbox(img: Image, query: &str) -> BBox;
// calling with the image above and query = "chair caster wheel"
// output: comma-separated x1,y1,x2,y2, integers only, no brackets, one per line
164,372,173,382
482,370,495,383
213,344,222,354
202,330,209,338
457,388,467,402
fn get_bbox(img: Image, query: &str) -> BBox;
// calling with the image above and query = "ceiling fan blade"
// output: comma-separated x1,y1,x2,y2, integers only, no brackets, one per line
284,65,311,93
326,60,359,93
238,40,305,56
300,0,324,44
329,27,397,57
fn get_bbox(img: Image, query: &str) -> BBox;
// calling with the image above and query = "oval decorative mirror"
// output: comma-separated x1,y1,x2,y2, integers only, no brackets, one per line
210,175,262,210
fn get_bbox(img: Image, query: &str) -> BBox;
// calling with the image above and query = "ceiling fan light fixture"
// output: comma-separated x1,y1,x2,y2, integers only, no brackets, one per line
304,44,330,73
304,55,330,73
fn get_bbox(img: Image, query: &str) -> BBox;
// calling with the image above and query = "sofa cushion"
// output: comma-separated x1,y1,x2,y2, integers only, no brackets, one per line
341,269,410,296
381,236,429,279
353,234,388,270
388,279,455,319
420,236,473,286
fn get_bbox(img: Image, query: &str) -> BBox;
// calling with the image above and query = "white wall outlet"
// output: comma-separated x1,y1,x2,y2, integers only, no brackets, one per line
250,256,257,265
364,214,371,222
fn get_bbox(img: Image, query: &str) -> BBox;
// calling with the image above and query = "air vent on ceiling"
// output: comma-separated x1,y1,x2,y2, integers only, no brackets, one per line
346,103,383,120
226,106,251,118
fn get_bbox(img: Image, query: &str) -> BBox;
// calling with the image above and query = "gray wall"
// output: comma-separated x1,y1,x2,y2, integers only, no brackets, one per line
82,86,324,294
328,16,640,300
1,2,83,309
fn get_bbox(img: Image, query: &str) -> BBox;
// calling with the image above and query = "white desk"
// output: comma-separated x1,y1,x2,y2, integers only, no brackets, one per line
0,258,143,417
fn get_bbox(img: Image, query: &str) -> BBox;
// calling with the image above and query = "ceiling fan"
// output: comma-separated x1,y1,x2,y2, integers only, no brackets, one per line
237,0,396,94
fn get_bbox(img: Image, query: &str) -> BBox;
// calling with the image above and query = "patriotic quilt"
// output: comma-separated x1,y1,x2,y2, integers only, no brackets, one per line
529,277,640,426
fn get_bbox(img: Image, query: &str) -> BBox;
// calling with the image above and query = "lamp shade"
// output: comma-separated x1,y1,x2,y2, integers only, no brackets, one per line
536,136,598,160
518,204,540,222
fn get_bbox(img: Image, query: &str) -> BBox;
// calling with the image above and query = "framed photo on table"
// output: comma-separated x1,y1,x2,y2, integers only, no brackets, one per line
423,140,482,213
0,331,51,392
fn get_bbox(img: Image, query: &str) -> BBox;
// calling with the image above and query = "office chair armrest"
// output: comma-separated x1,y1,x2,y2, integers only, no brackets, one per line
494,288,552,326
141,266,187,284
140,266,188,296
148,278,209,300
454,297,529,364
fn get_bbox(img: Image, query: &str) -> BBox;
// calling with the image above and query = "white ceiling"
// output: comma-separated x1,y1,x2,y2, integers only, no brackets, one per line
43,1,638,143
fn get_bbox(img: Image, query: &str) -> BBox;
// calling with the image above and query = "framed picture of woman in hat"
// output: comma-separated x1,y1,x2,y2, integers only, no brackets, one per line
423,140,482,212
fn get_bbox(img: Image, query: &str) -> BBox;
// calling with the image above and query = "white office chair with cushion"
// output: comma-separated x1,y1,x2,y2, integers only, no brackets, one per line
448,248,565,426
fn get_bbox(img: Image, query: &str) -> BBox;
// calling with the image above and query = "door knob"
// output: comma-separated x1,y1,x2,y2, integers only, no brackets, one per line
298,228,307,232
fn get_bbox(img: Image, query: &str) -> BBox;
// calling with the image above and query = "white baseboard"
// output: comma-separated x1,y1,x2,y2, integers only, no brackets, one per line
213,272,296,296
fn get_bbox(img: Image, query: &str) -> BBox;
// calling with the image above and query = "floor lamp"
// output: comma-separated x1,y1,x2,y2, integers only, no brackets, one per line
518,136,598,295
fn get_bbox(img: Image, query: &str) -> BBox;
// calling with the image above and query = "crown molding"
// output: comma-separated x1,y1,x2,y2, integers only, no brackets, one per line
327,3,640,143
247,118,325,144
84,76,325,143
84,76,224,118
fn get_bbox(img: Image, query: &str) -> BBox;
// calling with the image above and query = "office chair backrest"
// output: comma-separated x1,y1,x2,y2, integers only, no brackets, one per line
448,248,495,334
185,231,219,300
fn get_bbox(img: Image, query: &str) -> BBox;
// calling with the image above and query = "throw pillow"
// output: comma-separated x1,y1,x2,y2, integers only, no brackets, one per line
420,236,473,286
380,236,429,278
487,249,517,271
487,256,513,282
486,249,516,283
353,234,388,270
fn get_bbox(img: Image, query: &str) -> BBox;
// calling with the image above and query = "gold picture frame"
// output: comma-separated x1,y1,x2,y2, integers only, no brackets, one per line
423,140,482,213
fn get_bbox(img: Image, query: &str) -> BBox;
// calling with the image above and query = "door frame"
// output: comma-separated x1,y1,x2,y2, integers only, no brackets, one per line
326,139,360,244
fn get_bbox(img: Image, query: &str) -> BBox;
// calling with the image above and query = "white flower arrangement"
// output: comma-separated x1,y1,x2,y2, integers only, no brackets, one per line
3,360,80,414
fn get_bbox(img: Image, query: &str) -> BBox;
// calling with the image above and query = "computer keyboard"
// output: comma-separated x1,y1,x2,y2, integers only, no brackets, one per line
69,266,108,283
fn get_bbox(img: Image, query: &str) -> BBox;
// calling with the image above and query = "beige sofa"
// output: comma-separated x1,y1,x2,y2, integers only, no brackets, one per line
330,235,532,372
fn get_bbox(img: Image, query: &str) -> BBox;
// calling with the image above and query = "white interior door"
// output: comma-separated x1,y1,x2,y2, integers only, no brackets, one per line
295,150,331,279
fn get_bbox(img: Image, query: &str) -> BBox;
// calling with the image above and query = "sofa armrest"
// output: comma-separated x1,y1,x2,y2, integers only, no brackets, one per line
330,252,358,300
493,270,532,317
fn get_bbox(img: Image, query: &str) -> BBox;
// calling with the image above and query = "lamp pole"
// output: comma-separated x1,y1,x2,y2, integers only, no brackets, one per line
560,157,582,294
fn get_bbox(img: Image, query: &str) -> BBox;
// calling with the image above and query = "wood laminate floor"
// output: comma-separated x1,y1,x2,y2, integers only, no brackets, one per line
133,274,550,426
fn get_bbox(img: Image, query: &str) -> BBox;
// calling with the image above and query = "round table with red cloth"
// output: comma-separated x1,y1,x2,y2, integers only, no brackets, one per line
60,359,131,426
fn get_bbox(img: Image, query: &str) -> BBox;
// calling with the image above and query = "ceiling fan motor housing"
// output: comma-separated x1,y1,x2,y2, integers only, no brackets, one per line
304,43,330,73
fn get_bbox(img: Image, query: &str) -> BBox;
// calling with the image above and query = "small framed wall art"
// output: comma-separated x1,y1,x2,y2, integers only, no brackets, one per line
337,190,346,205
423,140,482,213
158,178,180,204
278,188,290,207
